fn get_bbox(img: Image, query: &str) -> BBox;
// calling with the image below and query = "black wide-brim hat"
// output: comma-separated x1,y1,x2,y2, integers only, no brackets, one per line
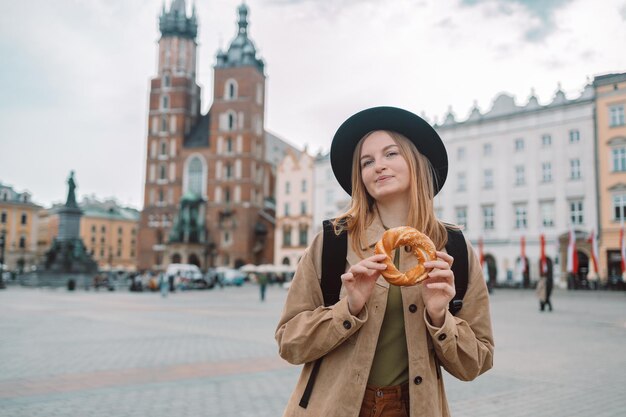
330,106,448,196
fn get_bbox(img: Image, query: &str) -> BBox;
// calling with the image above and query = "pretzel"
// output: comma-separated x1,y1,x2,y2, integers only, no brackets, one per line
374,226,437,286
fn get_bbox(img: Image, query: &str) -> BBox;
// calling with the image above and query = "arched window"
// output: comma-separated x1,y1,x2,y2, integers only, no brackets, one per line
224,187,231,203
160,165,167,180
188,156,203,195
162,95,169,109
225,79,238,100
228,113,236,131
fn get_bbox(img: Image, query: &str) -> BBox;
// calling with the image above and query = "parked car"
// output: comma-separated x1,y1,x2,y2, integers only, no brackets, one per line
214,267,246,286
166,263,213,289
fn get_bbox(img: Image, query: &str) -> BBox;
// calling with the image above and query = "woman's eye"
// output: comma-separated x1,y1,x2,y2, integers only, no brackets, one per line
386,151,398,158
362,160,373,167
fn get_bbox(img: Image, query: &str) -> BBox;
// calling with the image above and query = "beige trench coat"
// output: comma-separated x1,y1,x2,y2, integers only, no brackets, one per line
275,216,494,417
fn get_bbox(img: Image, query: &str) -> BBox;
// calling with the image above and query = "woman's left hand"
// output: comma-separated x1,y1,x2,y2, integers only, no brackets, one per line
421,251,456,327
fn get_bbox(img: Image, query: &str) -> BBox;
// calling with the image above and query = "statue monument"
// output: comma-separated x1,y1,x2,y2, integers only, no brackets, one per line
33,172,98,288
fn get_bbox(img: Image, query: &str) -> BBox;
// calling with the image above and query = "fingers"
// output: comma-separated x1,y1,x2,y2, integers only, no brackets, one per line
424,260,451,270
435,251,454,267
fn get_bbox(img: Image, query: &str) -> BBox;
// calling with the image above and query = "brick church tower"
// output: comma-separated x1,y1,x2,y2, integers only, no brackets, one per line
138,1,276,271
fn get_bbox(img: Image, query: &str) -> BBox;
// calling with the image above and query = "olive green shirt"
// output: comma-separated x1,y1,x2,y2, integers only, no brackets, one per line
367,249,409,386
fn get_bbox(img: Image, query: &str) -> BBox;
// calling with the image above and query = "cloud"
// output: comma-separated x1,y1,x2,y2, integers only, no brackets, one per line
621,3,626,20
460,0,575,42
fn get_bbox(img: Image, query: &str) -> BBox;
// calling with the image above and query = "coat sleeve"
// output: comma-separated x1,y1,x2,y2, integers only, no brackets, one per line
424,237,494,381
275,232,368,365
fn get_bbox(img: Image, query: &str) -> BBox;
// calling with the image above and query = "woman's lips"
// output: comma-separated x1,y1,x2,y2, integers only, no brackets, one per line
376,175,392,183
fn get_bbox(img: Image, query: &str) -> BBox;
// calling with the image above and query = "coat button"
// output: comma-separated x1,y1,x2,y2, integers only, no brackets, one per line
414,376,423,385
438,333,447,341
409,304,417,313
343,320,352,330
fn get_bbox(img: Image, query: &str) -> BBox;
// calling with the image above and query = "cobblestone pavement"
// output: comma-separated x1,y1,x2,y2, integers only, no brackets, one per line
0,285,624,417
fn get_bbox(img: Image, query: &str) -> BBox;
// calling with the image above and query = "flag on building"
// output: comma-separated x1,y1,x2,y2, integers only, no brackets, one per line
566,228,578,273
539,234,548,275
520,235,527,273
588,229,599,274
478,237,485,267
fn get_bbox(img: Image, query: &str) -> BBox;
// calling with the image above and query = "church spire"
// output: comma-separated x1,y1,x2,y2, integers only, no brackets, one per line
159,0,197,39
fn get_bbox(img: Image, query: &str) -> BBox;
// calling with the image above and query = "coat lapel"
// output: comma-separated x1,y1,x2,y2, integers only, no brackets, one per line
345,210,389,288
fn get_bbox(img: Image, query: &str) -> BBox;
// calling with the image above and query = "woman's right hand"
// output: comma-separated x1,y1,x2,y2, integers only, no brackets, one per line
341,253,388,315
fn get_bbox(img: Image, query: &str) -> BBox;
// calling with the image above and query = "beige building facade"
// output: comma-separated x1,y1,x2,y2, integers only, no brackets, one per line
0,184,41,273
594,73,626,282
274,149,314,267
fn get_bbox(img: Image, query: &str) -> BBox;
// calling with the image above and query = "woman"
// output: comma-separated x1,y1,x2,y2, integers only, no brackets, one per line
276,107,494,416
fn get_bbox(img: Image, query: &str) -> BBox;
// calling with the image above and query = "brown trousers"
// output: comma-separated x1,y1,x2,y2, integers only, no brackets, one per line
359,383,410,417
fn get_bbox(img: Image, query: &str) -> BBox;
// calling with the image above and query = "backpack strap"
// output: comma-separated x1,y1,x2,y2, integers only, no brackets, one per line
445,227,468,316
320,219,348,306
299,219,347,409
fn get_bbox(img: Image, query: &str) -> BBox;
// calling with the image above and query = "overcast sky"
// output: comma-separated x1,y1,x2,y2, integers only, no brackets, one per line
1,0,625,209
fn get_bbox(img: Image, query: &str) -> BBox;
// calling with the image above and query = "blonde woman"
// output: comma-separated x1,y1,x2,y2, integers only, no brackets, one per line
276,107,494,417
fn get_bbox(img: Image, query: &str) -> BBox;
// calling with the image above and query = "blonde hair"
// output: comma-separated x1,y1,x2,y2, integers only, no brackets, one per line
333,130,449,256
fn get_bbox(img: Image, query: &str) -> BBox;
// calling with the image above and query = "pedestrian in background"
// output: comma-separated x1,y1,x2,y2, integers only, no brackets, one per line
536,274,553,312
159,272,168,298
275,107,494,416
257,272,268,302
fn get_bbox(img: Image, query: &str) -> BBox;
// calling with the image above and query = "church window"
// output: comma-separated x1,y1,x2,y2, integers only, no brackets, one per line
162,95,169,109
225,79,238,100
188,157,203,195
228,112,236,131
160,165,167,180
159,189,164,203
226,137,233,153
225,163,233,179
163,74,170,88
160,141,167,155
224,187,231,203
161,116,167,132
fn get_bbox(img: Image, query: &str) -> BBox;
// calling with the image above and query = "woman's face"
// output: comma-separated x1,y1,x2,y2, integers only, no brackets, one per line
359,131,411,202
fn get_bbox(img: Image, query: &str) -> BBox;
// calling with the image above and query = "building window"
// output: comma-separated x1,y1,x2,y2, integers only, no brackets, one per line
325,189,334,204
226,137,233,153
455,206,467,228
283,226,292,247
91,225,96,233
610,105,625,127
612,146,626,172
224,187,231,203
1,211,5,223
613,194,626,221
457,147,466,161
515,165,525,186
301,180,307,193
21,213,27,225
299,225,308,246
160,164,167,180
570,159,581,180
483,143,492,156
514,138,524,151
225,163,232,179
457,172,466,192
162,95,169,109
541,162,552,183
285,181,290,195
540,201,555,227
228,112,236,131
101,225,106,233
160,141,167,155
163,74,170,87
160,116,167,132
482,205,495,230
514,204,527,229
118,227,123,235
300,201,307,215
19,236,26,248
187,156,203,195
541,134,552,147
225,79,238,100
569,129,580,143
483,169,493,189
569,200,584,225
284,203,290,217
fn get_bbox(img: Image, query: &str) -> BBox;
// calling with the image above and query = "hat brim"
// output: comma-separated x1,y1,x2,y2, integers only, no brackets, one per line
330,106,448,196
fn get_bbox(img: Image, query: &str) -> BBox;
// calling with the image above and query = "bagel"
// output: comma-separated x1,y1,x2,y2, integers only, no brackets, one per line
374,226,437,286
